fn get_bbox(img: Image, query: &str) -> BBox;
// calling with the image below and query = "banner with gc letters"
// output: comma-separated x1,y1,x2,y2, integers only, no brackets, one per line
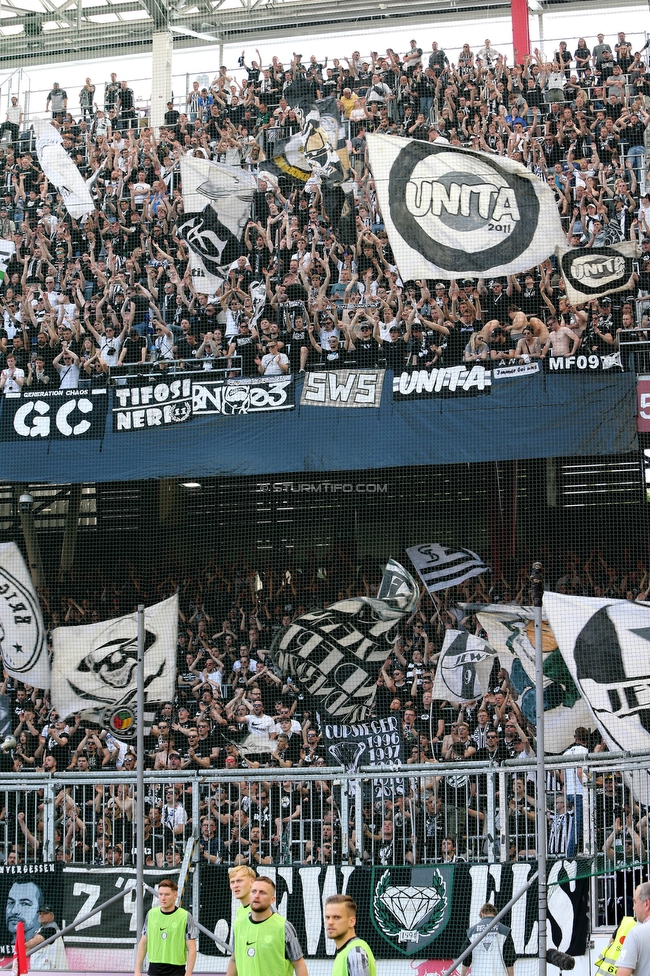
113,375,294,430
1,389,108,441
198,861,588,960
300,370,385,407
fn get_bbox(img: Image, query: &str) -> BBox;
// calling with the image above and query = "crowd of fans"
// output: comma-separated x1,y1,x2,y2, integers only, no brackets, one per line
2,29,650,392
0,538,644,924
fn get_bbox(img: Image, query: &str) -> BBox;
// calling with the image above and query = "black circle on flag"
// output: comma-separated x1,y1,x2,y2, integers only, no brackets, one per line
388,141,539,273
559,246,633,297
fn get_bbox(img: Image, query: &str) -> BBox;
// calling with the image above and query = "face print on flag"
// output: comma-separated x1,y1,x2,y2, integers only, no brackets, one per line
51,595,178,720
272,560,418,722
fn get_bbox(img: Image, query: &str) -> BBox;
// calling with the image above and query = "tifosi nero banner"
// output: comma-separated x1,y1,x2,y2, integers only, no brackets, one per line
113,376,294,430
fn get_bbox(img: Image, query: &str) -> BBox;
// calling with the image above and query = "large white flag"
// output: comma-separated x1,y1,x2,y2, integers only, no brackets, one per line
178,157,256,294
33,119,94,219
367,133,563,280
51,594,177,720
0,542,48,690
431,629,497,703
544,592,650,757
407,542,488,593
475,603,593,753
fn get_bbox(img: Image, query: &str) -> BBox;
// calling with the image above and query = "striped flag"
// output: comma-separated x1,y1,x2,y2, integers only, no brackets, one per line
407,543,488,593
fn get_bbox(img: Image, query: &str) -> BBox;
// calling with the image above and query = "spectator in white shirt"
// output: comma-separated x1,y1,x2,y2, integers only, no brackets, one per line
0,354,24,394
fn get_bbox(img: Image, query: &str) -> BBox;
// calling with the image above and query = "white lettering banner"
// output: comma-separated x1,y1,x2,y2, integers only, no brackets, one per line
300,369,384,407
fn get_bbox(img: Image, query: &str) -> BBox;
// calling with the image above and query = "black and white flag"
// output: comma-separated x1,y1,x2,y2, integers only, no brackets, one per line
407,543,488,593
0,542,49,690
271,561,418,723
556,242,638,305
50,595,178,720
179,157,256,295
367,133,563,279
544,592,650,758
431,630,497,703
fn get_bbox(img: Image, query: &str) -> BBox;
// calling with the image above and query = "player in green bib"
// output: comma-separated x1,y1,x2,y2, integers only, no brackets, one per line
325,895,376,976
135,878,197,976
229,865,256,920
227,877,307,976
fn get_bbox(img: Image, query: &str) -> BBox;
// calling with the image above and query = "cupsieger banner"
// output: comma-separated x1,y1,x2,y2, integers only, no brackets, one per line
198,863,588,960
113,376,294,431
322,714,404,771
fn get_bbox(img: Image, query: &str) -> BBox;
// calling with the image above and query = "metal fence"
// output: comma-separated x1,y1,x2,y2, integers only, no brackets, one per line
1,752,649,931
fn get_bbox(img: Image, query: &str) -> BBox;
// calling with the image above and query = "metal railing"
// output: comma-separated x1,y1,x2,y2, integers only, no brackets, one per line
0,752,648,929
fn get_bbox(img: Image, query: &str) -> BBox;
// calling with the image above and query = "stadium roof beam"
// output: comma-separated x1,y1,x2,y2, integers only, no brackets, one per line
0,0,647,67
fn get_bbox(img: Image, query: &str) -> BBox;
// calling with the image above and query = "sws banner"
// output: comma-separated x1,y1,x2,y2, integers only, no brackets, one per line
0,863,62,957
300,370,385,407
367,134,563,280
113,376,294,430
198,861,589,960
0,389,108,441
393,366,491,400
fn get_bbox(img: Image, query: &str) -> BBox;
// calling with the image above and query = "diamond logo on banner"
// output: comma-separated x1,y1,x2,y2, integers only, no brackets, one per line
371,867,453,955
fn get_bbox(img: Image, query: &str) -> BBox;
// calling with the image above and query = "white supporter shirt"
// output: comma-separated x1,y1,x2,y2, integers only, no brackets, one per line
245,713,275,738
1,366,24,394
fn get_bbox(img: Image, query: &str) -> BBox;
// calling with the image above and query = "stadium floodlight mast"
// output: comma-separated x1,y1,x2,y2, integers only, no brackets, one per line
530,562,546,976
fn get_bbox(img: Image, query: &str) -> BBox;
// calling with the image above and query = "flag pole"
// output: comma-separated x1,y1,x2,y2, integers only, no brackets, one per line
530,563,547,976
136,604,145,955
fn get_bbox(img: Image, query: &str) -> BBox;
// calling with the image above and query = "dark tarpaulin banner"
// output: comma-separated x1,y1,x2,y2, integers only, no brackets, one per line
0,389,108,441
198,861,589,960
113,376,294,430
0,372,638,483
0,863,62,956
321,713,404,770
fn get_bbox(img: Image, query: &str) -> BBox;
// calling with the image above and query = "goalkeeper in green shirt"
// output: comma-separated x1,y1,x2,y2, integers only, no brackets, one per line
325,896,376,976
135,878,197,976
227,877,307,976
